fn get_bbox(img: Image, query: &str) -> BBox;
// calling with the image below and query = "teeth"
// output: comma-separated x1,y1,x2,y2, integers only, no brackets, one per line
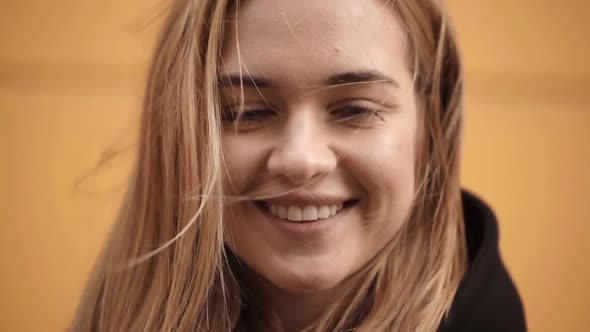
302,206,318,221
265,202,347,222
330,205,337,215
278,205,288,219
318,206,330,219
288,206,302,221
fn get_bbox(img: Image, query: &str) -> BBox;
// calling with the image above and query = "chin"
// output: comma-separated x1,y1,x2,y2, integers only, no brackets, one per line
263,258,355,295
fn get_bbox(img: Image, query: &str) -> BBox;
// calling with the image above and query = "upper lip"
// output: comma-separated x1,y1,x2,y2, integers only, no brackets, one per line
256,193,358,206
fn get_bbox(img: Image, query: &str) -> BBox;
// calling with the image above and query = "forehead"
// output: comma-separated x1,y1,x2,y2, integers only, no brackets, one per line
221,0,411,87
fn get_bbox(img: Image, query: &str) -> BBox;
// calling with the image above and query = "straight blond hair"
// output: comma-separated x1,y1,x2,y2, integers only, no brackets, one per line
70,0,466,330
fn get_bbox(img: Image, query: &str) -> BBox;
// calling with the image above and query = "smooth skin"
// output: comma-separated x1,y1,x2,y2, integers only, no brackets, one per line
220,0,419,330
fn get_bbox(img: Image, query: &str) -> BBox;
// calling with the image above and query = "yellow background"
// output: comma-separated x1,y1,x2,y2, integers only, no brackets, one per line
1,0,588,331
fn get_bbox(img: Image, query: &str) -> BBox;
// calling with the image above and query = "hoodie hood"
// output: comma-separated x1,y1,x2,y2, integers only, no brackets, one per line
438,190,527,332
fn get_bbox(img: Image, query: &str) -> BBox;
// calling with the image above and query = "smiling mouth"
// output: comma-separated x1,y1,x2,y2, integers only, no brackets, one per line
254,199,359,222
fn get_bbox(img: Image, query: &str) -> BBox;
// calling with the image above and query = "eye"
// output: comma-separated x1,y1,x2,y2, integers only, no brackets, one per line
221,107,277,129
330,105,385,124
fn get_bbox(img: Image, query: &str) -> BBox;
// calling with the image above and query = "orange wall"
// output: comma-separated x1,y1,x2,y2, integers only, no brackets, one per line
1,0,588,331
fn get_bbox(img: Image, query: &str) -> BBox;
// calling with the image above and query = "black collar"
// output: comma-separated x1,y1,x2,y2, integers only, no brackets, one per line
438,190,527,332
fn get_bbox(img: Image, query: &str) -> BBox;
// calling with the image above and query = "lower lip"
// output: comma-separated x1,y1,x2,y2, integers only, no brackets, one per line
253,201,356,237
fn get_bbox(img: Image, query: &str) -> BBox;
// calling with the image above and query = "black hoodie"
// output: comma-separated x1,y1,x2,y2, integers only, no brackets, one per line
438,190,527,332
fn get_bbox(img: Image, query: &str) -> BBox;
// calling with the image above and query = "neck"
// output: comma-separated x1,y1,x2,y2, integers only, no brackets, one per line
230,256,342,332
267,286,339,332
240,272,339,332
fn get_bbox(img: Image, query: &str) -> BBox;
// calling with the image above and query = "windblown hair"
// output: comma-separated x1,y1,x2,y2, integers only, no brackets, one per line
70,0,466,331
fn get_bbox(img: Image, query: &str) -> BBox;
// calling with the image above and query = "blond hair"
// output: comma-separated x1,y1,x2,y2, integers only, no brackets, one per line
70,0,466,331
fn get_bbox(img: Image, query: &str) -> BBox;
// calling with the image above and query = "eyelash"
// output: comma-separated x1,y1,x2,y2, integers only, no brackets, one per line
221,108,275,124
332,105,385,123
221,105,384,126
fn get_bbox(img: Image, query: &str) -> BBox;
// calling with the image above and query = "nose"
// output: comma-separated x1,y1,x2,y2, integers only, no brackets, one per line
267,110,337,185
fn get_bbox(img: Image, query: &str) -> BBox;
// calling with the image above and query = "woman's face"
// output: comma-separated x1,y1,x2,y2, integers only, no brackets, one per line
221,0,418,295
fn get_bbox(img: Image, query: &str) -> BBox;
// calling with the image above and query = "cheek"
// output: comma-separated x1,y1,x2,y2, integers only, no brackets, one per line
342,121,417,239
221,136,258,244
221,135,268,195
221,136,281,261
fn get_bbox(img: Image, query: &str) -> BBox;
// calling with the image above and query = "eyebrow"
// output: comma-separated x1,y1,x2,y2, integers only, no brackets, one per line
218,70,400,89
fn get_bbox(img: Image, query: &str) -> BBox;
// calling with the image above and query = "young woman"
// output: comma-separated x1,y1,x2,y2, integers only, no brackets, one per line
70,0,526,331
